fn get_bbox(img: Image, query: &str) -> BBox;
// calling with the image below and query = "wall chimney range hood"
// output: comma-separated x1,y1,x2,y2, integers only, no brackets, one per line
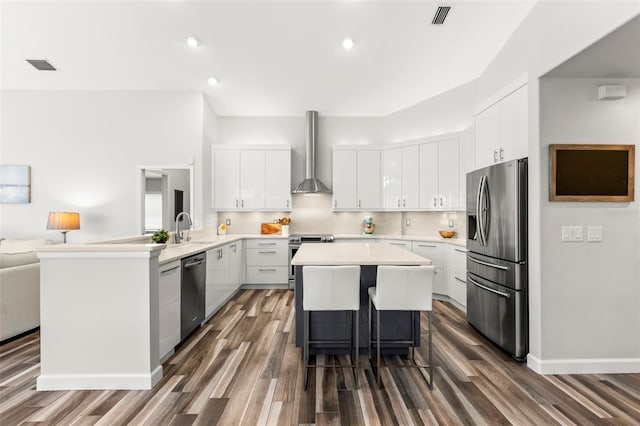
293,111,331,194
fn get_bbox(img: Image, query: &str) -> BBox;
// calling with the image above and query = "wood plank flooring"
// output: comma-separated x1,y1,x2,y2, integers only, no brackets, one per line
1,289,639,425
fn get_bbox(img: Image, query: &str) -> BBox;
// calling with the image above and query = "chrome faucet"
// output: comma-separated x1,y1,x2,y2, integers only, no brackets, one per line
175,212,192,244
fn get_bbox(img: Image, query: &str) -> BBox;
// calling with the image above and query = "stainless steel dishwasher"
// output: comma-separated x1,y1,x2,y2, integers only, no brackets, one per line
181,252,206,340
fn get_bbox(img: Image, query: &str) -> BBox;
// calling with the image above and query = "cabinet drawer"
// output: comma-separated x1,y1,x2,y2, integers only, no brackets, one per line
449,272,467,307
381,239,411,250
411,242,444,267
245,239,287,250
246,266,288,284
449,246,467,272
246,248,287,266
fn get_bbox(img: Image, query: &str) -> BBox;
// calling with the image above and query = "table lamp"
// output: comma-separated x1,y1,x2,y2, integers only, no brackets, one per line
47,212,80,243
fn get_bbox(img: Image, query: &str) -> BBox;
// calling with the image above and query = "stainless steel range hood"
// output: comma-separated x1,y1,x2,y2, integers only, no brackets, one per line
293,111,331,193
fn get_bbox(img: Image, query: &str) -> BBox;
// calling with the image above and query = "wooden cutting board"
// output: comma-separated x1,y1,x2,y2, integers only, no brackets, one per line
261,223,282,235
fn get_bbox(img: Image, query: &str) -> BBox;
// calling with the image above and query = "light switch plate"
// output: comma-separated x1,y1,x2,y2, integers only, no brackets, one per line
587,226,603,242
562,226,583,242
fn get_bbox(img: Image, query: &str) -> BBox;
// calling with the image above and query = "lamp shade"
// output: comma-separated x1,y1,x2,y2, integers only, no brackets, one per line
47,212,80,230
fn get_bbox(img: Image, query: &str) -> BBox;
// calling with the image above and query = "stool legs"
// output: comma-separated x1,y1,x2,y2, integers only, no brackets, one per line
303,311,309,390
428,310,433,389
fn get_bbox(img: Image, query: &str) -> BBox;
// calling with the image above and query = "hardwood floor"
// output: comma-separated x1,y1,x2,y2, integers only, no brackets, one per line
1,289,639,425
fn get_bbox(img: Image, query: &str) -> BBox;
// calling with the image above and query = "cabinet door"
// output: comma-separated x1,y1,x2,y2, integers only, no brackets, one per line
382,148,402,209
240,150,266,209
419,142,439,209
212,149,240,210
265,150,291,210
332,150,357,209
228,240,244,289
159,261,181,359
500,85,528,162
356,150,381,209
474,104,500,169
438,139,460,209
402,145,420,209
206,246,230,317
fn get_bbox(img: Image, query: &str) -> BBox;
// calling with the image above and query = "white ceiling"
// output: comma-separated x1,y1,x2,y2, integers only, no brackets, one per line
544,14,640,78
0,0,536,116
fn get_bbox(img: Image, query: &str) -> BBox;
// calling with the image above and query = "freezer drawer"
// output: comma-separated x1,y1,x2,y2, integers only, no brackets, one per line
467,251,526,291
466,272,527,359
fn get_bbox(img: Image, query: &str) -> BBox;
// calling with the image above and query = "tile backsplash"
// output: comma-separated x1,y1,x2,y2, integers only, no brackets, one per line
219,194,466,238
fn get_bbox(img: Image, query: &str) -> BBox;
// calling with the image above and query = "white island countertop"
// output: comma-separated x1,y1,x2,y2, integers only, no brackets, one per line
291,242,432,266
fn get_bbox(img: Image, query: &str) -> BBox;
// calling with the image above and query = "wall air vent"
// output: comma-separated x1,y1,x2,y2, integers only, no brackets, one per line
432,6,451,25
26,59,57,71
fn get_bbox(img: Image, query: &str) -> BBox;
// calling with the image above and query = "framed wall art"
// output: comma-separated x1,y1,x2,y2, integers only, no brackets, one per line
0,165,31,203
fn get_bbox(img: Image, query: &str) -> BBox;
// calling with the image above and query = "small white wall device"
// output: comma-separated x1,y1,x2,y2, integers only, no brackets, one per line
597,85,626,100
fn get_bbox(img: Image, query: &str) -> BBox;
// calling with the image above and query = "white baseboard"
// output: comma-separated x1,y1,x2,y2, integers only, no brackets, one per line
36,365,163,390
527,354,640,375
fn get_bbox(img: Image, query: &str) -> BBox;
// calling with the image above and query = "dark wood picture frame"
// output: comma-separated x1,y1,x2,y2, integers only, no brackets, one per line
549,144,635,202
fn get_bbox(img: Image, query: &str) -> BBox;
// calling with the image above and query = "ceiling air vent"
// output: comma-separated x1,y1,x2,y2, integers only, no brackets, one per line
26,59,57,71
432,6,451,25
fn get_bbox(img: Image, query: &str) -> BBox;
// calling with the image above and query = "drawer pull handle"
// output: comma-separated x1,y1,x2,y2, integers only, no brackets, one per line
160,265,180,274
258,268,276,272
454,248,467,253
417,244,436,248
258,243,276,246
454,276,466,284
389,242,405,246
258,251,277,254
468,277,509,298
468,256,509,271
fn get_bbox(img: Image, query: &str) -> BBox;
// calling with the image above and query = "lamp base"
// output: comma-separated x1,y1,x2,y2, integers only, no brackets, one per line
60,231,69,244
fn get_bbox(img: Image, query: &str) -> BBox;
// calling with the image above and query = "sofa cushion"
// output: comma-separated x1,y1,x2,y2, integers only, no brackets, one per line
0,251,39,268
0,239,50,254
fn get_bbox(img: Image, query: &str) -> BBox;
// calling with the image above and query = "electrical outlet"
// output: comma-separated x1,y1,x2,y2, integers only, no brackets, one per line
587,226,603,242
226,218,231,226
405,218,411,226
561,226,583,242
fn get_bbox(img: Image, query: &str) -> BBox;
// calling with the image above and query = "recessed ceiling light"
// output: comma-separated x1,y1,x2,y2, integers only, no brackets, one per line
186,36,199,47
342,38,354,50
207,76,219,86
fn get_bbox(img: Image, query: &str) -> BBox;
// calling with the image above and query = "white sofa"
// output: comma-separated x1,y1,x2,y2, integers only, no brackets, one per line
0,239,49,341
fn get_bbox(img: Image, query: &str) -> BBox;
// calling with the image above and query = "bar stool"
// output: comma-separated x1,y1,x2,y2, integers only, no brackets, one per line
368,265,435,389
302,265,361,390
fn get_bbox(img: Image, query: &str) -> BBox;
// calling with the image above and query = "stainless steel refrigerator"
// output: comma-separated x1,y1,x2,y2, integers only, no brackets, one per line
466,158,528,360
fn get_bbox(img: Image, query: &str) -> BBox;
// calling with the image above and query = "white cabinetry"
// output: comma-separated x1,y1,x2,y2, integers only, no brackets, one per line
205,241,244,318
419,138,460,210
381,239,411,251
411,241,447,295
211,145,291,211
447,246,467,308
382,145,419,209
245,239,288,285
475,84,528,169
332,148,381,210
158,260,181,360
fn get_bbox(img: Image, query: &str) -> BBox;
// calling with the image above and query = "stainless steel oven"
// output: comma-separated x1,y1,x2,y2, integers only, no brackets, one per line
288,234,334,289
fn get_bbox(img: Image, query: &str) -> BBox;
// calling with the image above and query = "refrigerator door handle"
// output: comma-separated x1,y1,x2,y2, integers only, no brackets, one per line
468,256,509,271
480,175,490,245
476,176,485,245
468,277,510,298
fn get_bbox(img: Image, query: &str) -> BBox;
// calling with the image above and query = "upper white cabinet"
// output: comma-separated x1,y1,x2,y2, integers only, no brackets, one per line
212,145,291,211
332,148,381,210
475,84,528,169
383,145,419,209
419,138,460,210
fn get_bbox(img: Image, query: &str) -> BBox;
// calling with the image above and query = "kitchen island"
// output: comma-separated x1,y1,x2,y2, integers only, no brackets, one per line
291,242,432,354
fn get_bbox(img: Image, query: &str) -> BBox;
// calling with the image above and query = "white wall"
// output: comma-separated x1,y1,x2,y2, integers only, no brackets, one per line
0,91,204,242
385,80,477,142
539,78,640,367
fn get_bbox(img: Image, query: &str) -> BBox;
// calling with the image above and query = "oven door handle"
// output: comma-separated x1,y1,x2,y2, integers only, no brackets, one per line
468,277,510,298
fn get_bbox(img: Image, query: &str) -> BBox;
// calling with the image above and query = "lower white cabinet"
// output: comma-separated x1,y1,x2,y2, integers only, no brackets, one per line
381,239,411,250
448,246,467,307
158,260,181,360
245,239,288,285
411,241,447,295
206,242,243,318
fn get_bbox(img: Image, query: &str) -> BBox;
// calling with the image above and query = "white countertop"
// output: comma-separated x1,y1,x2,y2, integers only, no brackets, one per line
291,242,432,266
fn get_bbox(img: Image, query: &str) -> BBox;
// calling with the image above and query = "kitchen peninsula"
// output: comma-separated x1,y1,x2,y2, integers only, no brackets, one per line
291,242,432,354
